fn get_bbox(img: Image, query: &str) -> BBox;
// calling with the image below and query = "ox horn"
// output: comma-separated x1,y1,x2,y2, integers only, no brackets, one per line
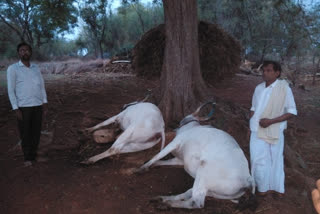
192,101,216,121
140,89,152,102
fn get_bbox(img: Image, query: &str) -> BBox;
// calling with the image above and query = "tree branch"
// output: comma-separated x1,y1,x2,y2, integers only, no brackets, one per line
0,14,23,40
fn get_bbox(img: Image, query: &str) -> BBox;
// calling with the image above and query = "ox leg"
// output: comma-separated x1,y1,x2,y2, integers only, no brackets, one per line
120,139,160,153
111,127,163,154
86,115,118,133
156,188,192,203
81,126,135,164
153,157,184,167
165,173,207,208
136,139,179,172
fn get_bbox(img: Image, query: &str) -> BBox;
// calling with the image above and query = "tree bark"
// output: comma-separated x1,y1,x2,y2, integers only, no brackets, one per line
313,58,320,86
159,0,208,124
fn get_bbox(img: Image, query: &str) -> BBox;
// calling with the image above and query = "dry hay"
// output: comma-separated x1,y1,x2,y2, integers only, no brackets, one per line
38,58,134,75
198,21,242,82
132,24,165,77
132,21,242,83
103,61,134,74
39,59,105,75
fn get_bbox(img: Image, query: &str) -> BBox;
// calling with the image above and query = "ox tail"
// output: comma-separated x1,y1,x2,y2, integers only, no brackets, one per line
160,129,165,151
236,177,258,211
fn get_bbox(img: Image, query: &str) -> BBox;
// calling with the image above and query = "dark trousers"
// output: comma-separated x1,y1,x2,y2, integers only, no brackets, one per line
18,106,43,161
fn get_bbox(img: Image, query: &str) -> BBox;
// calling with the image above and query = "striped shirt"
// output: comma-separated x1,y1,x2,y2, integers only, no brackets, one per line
7,61,47,110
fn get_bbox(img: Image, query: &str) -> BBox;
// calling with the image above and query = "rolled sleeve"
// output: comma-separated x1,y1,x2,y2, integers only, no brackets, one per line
250,88,258,112
284,87,297,116
286,108,297,115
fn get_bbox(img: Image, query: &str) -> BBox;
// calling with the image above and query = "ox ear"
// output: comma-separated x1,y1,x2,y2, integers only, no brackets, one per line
192,101,216,122
140,94,150,103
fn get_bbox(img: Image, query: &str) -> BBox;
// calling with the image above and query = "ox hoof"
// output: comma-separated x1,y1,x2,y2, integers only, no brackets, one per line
80,159,94,165
149,196,163,204
155,202,171,211
133,167,148,174
84,128,94,135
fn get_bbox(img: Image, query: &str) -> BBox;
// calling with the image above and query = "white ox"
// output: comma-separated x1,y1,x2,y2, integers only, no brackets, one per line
82,100,165,164
138,102,255,209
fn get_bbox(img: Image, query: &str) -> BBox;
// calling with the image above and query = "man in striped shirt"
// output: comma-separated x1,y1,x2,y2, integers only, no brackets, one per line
7,42,48,166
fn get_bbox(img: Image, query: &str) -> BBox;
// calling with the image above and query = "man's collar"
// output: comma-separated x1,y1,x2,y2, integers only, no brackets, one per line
18,61,24,67
265,79,278,88
18,60,35,68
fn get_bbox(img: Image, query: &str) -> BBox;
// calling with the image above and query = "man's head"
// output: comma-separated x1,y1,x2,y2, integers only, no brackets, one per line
17,42,32,61
262,60,281,83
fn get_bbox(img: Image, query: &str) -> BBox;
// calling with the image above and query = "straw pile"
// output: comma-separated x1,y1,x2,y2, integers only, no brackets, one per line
132,21,241,83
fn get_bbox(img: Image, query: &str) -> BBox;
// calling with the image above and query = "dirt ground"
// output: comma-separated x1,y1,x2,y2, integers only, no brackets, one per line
0,70,319,214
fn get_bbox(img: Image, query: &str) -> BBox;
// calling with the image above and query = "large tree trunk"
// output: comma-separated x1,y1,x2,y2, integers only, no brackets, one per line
159,0,208,124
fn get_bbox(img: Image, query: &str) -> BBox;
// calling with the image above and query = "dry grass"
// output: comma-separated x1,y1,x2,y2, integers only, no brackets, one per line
38,59,108,75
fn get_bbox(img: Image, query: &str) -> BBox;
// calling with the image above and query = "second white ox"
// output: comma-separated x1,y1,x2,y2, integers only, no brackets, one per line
82,100,165,164
138,102,255,209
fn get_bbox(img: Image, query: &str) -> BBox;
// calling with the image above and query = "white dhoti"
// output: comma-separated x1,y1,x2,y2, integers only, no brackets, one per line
250,131,285,193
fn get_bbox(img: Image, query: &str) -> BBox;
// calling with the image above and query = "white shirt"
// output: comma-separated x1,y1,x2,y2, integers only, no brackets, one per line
7,61,48,110
250,79,297,132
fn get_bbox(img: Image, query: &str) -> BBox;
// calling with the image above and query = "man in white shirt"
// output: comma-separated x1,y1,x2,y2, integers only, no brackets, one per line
249,60,297,197
7,42,48,166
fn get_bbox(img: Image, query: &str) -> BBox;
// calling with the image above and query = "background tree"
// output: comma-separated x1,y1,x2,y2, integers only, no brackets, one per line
198,0,320,63
307,3,320,85
79,0,111,58
1,0,319,72
0,22,20,59
0,0,77,49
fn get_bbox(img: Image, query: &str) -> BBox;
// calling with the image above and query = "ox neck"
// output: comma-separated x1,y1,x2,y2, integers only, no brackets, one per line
121,102,139,112
179,119,199,128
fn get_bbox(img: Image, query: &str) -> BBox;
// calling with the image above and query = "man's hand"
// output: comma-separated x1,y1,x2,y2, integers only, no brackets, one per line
259,113,295,128
312,179,320,214
14,109,22,120
259,118,274,128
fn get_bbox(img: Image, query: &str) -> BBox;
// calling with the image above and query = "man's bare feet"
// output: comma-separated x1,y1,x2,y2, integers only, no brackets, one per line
267,190,284,199
256,191,268,197
312,179,320,214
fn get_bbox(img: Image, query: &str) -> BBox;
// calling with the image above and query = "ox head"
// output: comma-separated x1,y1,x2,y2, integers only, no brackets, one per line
93,128,120,143
179,102,216,127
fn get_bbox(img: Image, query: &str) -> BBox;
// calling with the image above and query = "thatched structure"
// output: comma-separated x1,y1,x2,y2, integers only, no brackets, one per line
132,21,242,83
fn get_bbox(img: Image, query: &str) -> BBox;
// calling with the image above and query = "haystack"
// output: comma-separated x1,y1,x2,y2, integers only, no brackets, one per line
103,61,133,74
132,21,242,83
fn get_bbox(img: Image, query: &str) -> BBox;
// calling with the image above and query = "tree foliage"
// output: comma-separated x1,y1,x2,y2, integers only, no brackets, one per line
1,0,319,61
198,0,320,62
0,0,77,57
77,0,163,57
79,0,111,58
